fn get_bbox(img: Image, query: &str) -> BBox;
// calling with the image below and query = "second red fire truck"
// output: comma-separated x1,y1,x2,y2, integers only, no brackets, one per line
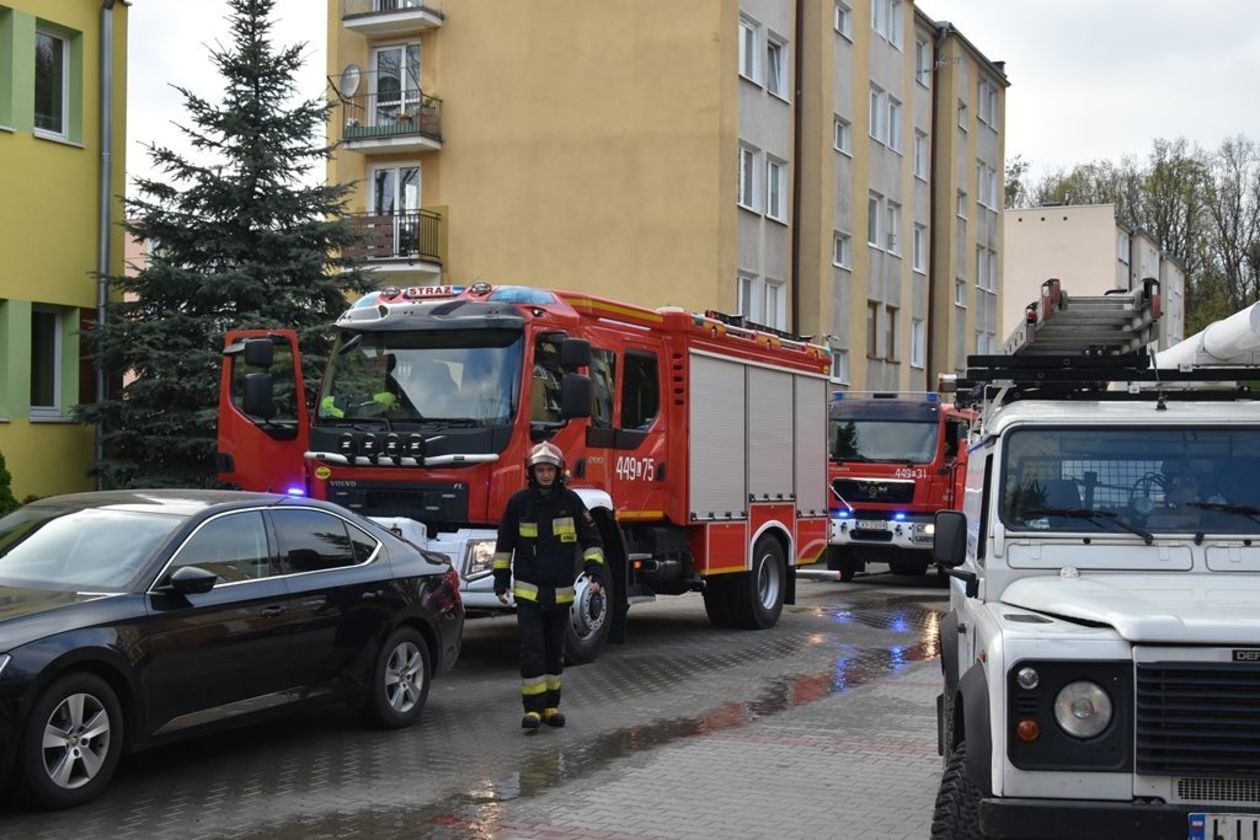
217,283,831,662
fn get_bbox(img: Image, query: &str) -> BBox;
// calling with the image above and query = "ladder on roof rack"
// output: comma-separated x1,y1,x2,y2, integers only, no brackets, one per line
1003,277,1162,356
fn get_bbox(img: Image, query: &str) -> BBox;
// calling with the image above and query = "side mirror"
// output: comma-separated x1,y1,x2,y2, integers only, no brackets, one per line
243,337,275,368
560,338,591,370
243,372,275,419
933,510,968,568
944,423,960,459
560,373,592,419
167,565,218,595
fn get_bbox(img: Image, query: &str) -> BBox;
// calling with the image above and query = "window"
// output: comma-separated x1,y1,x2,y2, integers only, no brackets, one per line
834,1,853,39
976,247,996,291
957,100,968,132
911,318,925,368
532,335,565,423
915,38,931,87
977,164,999,209
274,509,362,574
975,332,997,354
912,224,926,272
833,232,852,268
831,348,850,384
738,273,764,323
978,80,998,127
739,18,759,82
621,352,659,431
766,158,787,222
913,130,928,180
866,301,879,358
834,116,852,154
977,245,988,289
887,97,903,152
590,349,616,429
867,192,882,247
1118,231,1131,264
869,85,886,143
988,165,999,209
955,278,967,307
34,30,67,136
765,280,786,330
739,145,758,210
889,0,903,49
871,0,887,38
30,307,62,416
885,305,899,360
886,201,901,254
165,513,273,584
767,38,787,98
956,189,968,220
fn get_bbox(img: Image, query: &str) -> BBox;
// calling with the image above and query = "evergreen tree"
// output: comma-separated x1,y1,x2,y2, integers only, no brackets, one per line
78,0,370,488
0,450,17,516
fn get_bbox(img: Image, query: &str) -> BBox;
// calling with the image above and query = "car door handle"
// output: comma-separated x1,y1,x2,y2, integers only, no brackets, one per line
361,589,384,601
260,604,285,617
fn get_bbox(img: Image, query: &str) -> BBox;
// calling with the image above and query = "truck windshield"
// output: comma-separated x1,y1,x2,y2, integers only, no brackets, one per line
1002,427,1260,535
318,329,524,427
830,420,938,463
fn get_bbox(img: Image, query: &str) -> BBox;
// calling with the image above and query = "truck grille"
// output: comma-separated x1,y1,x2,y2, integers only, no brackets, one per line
832,478,915,504
1177,777,1260,804
1136,662,1260,777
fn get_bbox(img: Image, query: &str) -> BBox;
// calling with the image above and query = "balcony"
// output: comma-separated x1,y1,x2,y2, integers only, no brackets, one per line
337,86,442,154
341,0,444,37
344,209,443,277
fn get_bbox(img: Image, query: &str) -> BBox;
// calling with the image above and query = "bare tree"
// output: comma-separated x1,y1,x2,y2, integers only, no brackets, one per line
1205,137,1260,311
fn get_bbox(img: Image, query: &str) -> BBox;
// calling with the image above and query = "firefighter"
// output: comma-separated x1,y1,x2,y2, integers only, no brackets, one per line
493,441,605,731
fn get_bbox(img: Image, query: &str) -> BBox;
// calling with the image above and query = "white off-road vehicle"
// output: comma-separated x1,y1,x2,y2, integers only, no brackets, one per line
930,283,1260,840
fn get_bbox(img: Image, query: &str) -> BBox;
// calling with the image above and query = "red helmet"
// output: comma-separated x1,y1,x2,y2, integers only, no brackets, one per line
525,442,565,485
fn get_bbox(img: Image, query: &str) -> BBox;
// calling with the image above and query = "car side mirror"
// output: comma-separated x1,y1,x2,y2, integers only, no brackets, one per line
167,565,218,595
560,373,592,419
933,510,968,568
560,338,591,370
243,337,275,368
243,372,275,419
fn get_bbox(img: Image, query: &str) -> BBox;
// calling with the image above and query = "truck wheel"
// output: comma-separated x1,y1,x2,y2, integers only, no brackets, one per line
930,741,984,840
565,571,612,665
703,576,736,628
828,547,859,582
20,671,125,810
890,558,929,576
732,535,786,629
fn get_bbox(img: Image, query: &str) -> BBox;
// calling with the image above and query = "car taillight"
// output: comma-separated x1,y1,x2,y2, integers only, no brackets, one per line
446,566,462,608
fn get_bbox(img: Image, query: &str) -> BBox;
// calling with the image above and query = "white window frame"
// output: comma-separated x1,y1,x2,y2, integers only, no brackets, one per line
29,306,64,417
913,130,928,180
884,305,899,361
766,157,787,222
912,223,926,273
956,189,968,220
834,1,853,40
958,99,968,132
737,273,761,323
34,29,69,139
911,318,925,368
830,348,851,384
739,145,759,211
889,0,903,50
871,0,888,39
988,164,1000,209
766,35,788,99
833,232,852,268
765,279,787,330
887,96,903,153
869,84,886,144
976,245,988,289
915,38,931,87
739,18,760,84
1118,231,1131,265
886,201,901,254
834,115,852,155
955,278,967,308
868,192,883,248
978,80,998,129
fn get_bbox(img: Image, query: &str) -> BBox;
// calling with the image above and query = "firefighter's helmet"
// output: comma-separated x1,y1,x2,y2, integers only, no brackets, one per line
525,442,566,486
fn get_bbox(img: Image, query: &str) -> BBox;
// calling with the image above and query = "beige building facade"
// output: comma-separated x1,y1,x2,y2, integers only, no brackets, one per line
326,0,1006,389
1003,203,1186,350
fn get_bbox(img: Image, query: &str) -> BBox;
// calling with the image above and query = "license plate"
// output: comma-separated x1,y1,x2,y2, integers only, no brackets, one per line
856,520,887,531
1189,813,1260,840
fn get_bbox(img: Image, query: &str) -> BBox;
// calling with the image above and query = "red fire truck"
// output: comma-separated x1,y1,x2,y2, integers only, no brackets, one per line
826,393,972,581
218,283,831,662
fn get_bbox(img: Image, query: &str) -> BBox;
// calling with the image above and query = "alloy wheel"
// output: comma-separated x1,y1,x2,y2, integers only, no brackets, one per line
42,693,111,790
385,641,424,714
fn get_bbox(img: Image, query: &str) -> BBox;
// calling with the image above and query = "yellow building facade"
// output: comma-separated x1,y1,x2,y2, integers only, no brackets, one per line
0,1,128,499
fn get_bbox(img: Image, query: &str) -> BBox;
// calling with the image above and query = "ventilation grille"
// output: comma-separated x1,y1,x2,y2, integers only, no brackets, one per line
1177,777,1260,804
833,478,915,504
1136,662,1260,777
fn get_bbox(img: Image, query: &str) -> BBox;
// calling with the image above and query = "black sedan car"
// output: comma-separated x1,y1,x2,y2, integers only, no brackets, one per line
0,490,463,809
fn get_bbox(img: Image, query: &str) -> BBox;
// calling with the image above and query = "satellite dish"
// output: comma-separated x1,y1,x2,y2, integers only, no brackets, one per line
339,64,361,97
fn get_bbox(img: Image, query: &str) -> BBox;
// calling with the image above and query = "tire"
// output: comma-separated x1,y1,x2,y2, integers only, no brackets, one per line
731,535,787,630
890,558,930,577
20,671,125,810
565,570,613,666
930,741,984,840
828,547,859,582
364,626,431,729
703,576,736,628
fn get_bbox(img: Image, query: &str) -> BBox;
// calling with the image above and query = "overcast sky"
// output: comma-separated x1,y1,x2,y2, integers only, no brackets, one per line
125,0,1260,193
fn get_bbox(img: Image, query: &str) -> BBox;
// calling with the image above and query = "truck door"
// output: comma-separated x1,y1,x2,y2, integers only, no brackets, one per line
610,345,669,514
218,330,310,493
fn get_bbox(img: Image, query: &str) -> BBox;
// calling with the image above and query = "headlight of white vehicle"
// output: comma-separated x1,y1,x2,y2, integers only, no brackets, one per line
1053,680,1113,739
913,523,935,536
463,539,499,579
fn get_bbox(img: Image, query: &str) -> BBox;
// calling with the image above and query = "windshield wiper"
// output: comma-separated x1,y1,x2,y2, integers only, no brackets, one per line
1026,507,1154,545
1188,502,1260,526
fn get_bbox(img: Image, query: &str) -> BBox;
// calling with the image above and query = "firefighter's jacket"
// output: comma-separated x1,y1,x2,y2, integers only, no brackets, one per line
493,486,605,607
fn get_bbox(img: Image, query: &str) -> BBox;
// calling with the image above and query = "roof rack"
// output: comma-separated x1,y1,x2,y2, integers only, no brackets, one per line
702,309,814,345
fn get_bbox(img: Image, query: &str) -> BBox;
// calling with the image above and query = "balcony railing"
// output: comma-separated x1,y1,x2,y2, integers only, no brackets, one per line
342,0,445,22
345,210,442,265
339,89,442,145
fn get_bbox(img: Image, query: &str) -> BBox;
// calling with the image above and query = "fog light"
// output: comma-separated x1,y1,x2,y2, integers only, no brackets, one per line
1016,666,1040,691
1054,681,1113,739
1016,718,1040,742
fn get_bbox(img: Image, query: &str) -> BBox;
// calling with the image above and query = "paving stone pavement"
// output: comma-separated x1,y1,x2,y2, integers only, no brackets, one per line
0,577,948,840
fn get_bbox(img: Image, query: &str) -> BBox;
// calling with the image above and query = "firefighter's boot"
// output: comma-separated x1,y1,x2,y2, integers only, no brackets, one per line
522,711,542,731
544,708,565,728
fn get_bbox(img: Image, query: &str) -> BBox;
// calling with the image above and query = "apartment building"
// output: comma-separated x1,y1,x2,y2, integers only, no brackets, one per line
0,1,128,499
326,0,1006,389
1003,204,1186,350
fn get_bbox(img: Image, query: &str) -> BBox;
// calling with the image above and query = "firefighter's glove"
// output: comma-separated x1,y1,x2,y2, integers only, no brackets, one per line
496,589,510,605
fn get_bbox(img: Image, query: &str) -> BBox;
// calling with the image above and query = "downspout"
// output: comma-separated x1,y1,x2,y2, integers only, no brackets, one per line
925,22,947,384
96,0,116,488
789,0,804,331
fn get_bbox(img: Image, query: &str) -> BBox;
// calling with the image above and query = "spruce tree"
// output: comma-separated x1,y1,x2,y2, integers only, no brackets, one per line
0,450,17,516
79,0,370,488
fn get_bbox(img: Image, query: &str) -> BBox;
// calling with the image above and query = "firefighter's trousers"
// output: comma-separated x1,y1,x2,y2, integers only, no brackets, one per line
517,600,564,714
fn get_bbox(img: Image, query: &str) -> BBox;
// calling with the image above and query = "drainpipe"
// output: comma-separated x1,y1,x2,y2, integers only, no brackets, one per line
925,22,948,384
789,0,804,332
96,0,116,488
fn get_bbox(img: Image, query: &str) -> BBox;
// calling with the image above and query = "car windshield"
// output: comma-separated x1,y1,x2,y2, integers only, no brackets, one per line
317,328,523,427
0,506,186,591
830,420,939,464
1001,426,1260,535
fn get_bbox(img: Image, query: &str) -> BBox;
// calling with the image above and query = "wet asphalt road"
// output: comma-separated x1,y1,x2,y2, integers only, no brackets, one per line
1,572,949,839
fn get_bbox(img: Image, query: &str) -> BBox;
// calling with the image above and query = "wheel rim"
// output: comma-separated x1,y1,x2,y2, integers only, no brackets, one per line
42,692,111,790
756,551,782,610
569,574,606,642
385,641,424,714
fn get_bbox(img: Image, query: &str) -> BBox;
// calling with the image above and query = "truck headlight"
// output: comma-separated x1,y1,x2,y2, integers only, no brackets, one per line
463,539,499,580
914,523,935,536
1054,681,1113,739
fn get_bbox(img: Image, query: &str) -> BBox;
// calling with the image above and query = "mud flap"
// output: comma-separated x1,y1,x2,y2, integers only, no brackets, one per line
785,564,797,605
